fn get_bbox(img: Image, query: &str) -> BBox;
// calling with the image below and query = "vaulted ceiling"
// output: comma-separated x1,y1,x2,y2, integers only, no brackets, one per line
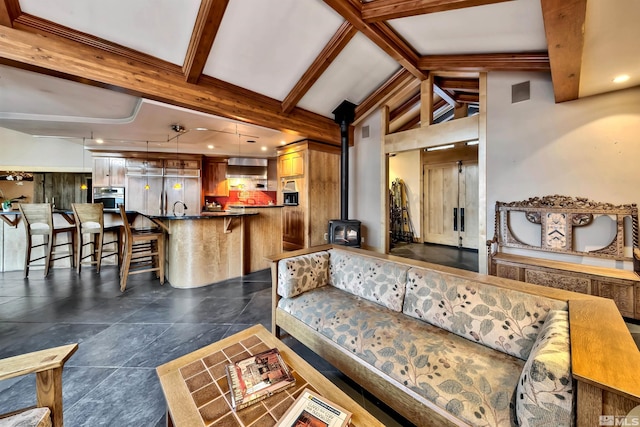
0,0,638,157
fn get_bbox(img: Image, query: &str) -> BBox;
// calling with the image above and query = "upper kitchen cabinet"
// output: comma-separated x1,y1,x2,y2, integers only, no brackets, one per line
203,158,229,197
279,151,304,178
93,157,125,187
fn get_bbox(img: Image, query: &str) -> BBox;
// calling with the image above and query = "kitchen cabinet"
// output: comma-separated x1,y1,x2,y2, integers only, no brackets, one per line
203,160,229,197
277,141,340,250
93,157,126,187
279,152,304,178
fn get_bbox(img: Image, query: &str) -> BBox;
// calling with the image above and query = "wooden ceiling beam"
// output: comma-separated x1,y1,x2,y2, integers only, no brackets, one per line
394,113,421,133
418,52,550,71
434,77,479,93
13,14,181,74
0,0,20,27
433,83,460,108
354,68,418,124
362,0,513,22
0,25,340,144
389,90,420,121
323,0,426,79
454,93,480,103
282,21,357,114
183,0,229,84
540,0,586,102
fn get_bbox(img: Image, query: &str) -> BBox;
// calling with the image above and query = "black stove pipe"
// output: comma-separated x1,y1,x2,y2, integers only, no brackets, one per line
332,100,357,221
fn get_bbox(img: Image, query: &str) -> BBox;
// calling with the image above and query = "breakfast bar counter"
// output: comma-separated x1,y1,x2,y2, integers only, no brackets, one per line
143,211,258,289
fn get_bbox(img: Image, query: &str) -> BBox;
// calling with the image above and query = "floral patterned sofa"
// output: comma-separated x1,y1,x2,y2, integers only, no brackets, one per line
268,246,640,427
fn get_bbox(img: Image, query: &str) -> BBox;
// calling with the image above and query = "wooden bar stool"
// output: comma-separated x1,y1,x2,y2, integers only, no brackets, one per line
71,203,122,273
118,205,165,292
18,203,76,278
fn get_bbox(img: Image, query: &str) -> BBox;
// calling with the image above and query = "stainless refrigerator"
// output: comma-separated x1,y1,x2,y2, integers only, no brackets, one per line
125,167,201,217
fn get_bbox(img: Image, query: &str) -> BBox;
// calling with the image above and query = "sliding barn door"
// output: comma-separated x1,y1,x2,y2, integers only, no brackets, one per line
423,161,478,249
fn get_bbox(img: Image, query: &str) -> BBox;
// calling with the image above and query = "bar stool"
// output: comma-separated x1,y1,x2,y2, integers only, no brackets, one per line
18,203,76,278
118,205,165,292
71,203,122,273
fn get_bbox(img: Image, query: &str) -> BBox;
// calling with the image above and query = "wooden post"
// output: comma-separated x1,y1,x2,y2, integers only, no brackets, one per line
420,76,433,127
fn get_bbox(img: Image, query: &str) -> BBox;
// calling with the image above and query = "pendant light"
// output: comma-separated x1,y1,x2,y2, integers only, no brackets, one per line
144,141,150,190
80,137,88,190
173,133,182,190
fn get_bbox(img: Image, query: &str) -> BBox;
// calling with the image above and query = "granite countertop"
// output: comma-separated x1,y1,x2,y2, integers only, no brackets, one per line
143,211,258,220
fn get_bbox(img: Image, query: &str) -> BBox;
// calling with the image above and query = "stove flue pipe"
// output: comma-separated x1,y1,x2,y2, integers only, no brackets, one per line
332,100,357,221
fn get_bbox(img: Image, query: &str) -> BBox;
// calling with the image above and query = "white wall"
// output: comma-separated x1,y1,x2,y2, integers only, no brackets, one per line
0,127,91,172
350,111,384,251
486,72,640,264
389,150,421,238
352,73,640,263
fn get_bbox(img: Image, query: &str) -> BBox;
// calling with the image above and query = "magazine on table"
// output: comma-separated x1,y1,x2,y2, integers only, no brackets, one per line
276,388,352,427
225,347,295,410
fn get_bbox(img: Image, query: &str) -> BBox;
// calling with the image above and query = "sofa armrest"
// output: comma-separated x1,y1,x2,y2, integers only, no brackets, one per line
0,343,77,381
0,343,78,427
569,298,640,426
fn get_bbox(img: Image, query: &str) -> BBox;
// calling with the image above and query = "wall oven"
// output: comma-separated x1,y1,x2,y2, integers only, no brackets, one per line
93,187,125,209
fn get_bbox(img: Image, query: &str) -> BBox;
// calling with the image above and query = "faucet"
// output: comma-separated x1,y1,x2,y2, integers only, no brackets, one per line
173,200,188,216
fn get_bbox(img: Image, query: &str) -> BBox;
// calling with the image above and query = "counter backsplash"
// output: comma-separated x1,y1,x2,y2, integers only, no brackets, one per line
207,190,276,209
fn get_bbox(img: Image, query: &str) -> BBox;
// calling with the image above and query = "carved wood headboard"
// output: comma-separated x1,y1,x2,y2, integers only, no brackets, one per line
489,195,639,261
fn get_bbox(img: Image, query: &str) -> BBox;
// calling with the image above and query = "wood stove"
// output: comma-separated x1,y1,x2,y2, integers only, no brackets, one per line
328,219,361,247
328,100,362,247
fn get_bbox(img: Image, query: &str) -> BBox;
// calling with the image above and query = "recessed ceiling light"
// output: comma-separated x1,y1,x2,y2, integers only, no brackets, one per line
280,140,286,145
207,145,214,149
261,146,267,151
613,74,630,84
95,139,104,144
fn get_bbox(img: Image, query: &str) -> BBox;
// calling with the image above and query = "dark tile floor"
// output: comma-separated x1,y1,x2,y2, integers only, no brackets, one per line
390,241,479,272
0,266,413,427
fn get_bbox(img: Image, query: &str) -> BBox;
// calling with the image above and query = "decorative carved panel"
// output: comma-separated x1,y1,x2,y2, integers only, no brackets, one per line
496,264,520,281
596,281,635,318
525,269,590,294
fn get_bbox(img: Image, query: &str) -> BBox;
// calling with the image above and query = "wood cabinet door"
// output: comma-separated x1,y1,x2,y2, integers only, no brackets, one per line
93,158,111,187
279,152,304,178
283,208,304,249
110,158,126,186
204,162,228,196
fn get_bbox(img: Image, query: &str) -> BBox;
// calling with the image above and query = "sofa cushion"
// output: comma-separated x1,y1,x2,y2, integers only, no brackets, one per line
403,267,568,360
279,287,523,427
277,251,330,298
516,309,573,427
328,249,408,312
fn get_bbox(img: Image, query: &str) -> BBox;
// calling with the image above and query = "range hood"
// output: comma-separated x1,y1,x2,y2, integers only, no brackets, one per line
225,158,268,179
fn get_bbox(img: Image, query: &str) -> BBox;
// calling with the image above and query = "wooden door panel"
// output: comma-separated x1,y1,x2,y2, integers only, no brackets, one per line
459,162,479,249
424,164,458,246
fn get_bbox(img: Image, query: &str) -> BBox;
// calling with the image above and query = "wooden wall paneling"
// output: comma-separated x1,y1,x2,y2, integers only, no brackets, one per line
576,381,602,427
308,149,340,247
245,208,283,272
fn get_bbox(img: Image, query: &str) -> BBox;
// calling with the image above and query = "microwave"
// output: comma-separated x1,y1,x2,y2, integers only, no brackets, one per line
283,192,299,206
93,187,125,209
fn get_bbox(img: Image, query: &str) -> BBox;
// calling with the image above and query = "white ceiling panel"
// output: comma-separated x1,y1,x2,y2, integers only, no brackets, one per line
297,33,400,117
389,0,547,55
0,64,139,119
203,0,344,101
579,0,640,97
19,0,200,65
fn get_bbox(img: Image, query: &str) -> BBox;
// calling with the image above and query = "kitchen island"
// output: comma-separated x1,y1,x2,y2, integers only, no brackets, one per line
144,211,257,289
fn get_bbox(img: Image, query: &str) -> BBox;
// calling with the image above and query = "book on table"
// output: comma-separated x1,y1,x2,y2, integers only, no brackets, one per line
276,388,352,427
225,347,295,410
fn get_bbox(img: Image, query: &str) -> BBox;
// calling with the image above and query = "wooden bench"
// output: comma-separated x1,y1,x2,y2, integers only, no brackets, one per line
488,195,640,319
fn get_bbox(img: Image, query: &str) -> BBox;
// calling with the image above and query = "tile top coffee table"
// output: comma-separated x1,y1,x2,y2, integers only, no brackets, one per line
156,324,384,427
